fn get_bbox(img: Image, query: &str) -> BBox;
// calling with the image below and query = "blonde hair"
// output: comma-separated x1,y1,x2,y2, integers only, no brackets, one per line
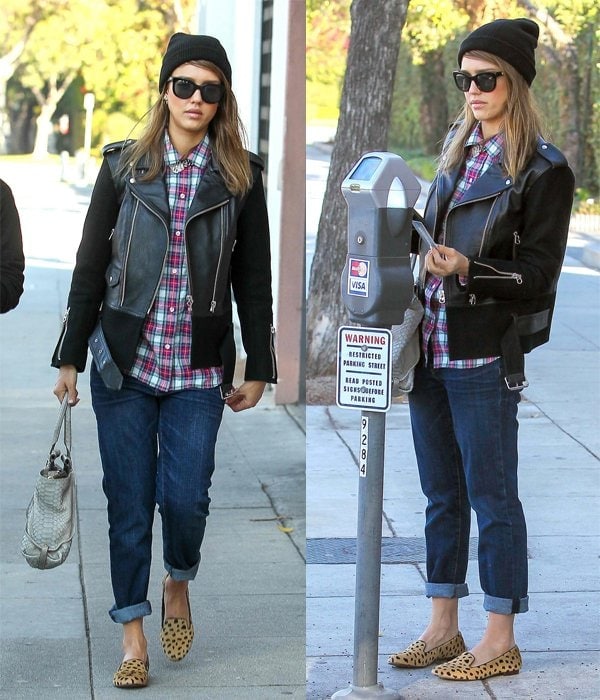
440,50,544,181
120,60,252,196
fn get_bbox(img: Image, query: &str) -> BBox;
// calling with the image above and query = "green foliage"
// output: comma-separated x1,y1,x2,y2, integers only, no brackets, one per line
388,43,422,152
404,0,467,63
306,0,350,122
405,154,438,182
546,0,599,36
574,188,600,214
388,39,464,155
1,0,197,152
307,81,343,123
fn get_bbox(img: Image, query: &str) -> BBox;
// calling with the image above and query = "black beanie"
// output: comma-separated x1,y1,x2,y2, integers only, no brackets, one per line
159,33,232,92
458,18,539,86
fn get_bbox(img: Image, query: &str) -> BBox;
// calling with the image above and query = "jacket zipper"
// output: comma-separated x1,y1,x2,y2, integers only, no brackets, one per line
125,194,170,313
186,199,230,314
472,260,523,284
441,192,501,302
210,207,226,313
477,196,499,255
270,325,276,378
119,199,139,306
56,307,70,361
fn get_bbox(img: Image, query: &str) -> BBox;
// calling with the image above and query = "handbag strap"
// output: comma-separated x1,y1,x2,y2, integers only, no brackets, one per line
50,395,72,458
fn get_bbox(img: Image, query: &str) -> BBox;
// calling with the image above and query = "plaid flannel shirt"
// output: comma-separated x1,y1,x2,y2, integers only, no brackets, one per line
128,133,223,390
422,124,504,368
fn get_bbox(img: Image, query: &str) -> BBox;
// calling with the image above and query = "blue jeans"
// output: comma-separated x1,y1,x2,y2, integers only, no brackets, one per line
408,359,529,615
90,364,224,624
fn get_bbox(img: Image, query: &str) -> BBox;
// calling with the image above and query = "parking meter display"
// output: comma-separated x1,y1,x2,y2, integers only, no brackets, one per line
350,156,382,181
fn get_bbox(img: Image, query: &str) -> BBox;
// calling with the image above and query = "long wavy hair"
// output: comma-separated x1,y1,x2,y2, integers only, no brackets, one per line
120,60,252,196
440,50,545,181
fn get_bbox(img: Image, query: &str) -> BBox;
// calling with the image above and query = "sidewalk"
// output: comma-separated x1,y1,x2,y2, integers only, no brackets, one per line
0,161,306,698
307,241,600,697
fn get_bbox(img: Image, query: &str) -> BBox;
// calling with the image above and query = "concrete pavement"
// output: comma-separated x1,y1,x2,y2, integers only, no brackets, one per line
0,160,305,698
306,177,600,696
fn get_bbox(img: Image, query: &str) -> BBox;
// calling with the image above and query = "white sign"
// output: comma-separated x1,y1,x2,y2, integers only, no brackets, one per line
336,326,392,412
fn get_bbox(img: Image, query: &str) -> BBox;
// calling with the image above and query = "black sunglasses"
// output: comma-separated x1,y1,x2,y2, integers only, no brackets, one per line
167,77,224,103
453,71,504,93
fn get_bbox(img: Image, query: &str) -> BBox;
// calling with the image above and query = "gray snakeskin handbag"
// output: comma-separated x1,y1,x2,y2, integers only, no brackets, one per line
391,295,424,396
21,396,76,569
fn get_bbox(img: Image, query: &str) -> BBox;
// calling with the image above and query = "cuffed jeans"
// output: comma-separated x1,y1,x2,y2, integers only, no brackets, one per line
408,359,529,615
90,364,224,624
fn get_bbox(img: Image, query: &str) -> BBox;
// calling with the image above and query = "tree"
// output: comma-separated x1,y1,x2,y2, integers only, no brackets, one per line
6,0,197,157
404,0,467,154
307,0,410,378
517,0,599,189
0,0,64,153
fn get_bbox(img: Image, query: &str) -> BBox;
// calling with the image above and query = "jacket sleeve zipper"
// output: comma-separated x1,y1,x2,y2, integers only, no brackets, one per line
472,260,523,284
269,325,276,379
56,307,70,361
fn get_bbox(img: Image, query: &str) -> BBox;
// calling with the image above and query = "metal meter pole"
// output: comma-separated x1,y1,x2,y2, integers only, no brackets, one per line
332,407,401,699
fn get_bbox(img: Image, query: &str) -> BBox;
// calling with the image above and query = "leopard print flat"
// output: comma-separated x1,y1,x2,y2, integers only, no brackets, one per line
388,632,466,668
113,657,149,688
432,645,522,680
160,575,195,661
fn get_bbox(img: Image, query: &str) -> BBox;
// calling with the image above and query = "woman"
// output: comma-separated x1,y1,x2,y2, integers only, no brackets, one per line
52,33,277,688
388,19,574,681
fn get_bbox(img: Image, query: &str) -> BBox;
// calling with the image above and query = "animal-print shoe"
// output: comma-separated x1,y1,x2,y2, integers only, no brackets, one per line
432,645,522,680
160,575,195,661
388,632,466,668
113,657,149,688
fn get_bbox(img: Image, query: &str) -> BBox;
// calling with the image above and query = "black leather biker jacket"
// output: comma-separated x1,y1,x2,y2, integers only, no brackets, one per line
52,141,277,390
419,136,574,367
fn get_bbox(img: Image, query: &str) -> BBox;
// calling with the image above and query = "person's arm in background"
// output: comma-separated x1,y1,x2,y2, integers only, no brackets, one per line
0,179,25,313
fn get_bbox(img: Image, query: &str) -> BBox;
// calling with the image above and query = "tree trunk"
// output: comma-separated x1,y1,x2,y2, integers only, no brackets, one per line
307,0,410,378
419,48,448,155
31,72,75,159
32,103,56,159
0,42,27,155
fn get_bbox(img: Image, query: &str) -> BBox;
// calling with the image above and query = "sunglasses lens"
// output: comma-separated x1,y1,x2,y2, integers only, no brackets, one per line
476,73,496,92
172,79,196,99
200,84,224,104
453,72,470,91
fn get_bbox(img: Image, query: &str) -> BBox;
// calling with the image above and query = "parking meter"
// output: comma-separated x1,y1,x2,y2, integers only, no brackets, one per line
341,152,421,327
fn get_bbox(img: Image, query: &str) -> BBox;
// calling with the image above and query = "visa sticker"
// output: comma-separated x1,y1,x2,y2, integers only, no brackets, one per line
348,258,369,297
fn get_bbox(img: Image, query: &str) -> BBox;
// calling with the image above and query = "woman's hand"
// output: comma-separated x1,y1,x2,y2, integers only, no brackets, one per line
426,245,470,277
225,380,267,412
53,365,79,406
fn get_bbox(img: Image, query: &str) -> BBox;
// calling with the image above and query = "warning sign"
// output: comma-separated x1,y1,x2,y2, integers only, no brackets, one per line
336,326,392,412
347,258,370,297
